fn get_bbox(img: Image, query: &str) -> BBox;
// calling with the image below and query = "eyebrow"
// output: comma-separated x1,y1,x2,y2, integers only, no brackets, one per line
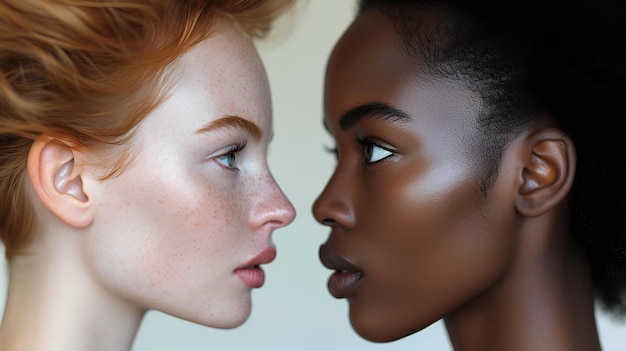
195,115,263,140
331,102,411,131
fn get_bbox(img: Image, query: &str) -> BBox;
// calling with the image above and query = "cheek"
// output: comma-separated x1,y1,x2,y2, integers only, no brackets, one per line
364,161,513,277
118,172,243,248
163,181,243,242
350,165,517,340
85,169,249,307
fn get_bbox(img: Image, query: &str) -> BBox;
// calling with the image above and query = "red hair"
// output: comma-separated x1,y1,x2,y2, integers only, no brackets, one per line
0,0,294,258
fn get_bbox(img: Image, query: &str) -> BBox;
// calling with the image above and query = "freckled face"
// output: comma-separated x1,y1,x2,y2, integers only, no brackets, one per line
314,11,518,342
84,18,295,328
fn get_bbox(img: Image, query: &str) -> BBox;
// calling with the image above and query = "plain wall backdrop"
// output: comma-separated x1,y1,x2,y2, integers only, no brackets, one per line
1,1,624,350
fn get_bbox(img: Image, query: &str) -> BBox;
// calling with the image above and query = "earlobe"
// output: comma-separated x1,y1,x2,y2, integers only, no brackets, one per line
515,128,576,217
27,137,94,228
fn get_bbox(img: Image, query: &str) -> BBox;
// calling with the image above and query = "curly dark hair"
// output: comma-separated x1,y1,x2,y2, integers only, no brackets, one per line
358,0,626,317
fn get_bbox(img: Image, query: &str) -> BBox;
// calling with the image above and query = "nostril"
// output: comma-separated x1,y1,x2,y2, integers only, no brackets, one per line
321,218,337,226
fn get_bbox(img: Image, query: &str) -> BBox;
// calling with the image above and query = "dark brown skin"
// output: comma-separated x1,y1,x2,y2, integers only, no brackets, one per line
313,9,602,351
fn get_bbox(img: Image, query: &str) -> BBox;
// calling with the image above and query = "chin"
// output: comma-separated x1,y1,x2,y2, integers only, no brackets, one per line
353,327,409,343
349,312,424,343
214,315,251,329
186,311,251,330
174,300,252,329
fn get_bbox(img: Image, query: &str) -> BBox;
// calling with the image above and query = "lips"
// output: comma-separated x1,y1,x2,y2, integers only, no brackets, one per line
319,244,363,298
234,246,276,288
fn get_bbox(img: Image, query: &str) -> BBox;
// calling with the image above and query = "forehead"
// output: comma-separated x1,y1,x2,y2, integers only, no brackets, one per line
162,17,271,133
178,18,268,106
324,10,480,131
324,10,413,111
126,17,272,151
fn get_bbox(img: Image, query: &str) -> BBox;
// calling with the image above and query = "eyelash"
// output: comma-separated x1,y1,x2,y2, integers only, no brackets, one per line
214,141,247,172
324,145,338,159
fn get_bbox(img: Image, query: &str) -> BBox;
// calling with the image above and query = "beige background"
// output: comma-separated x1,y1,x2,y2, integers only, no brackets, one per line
1,1,624,350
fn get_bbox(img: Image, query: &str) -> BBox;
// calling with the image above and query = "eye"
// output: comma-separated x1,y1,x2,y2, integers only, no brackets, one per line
216,152,237,168
362,140,393,164
214,142,246,171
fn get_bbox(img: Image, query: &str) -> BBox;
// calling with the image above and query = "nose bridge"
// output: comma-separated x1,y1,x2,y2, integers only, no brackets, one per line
312,164,356,228
249,169,295,229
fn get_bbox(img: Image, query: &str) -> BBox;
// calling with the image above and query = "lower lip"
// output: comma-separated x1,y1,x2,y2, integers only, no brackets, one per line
235,267,265,288
327,271,362,298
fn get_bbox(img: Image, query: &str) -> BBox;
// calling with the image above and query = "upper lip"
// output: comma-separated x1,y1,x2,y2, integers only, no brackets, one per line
319,244,360,272
236,246,276,270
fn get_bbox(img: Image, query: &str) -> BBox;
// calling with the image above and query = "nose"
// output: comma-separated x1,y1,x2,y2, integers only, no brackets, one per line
312,170,355,229
250,172,296,230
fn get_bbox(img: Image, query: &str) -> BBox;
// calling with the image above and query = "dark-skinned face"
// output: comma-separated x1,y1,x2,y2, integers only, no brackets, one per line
313,10,520,342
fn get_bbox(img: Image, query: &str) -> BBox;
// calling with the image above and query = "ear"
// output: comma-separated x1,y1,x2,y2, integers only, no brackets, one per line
515,128,576,217
27,137,94,228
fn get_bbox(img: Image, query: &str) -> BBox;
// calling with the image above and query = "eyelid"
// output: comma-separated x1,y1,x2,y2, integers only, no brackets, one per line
356,137,393,151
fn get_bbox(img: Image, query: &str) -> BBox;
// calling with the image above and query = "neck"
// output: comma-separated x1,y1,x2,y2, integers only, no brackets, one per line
0,244,145,351
444,221,601,351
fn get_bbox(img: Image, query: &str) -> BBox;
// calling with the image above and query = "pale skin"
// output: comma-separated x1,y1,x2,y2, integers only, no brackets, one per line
314,9,601,351
0,17,295,351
